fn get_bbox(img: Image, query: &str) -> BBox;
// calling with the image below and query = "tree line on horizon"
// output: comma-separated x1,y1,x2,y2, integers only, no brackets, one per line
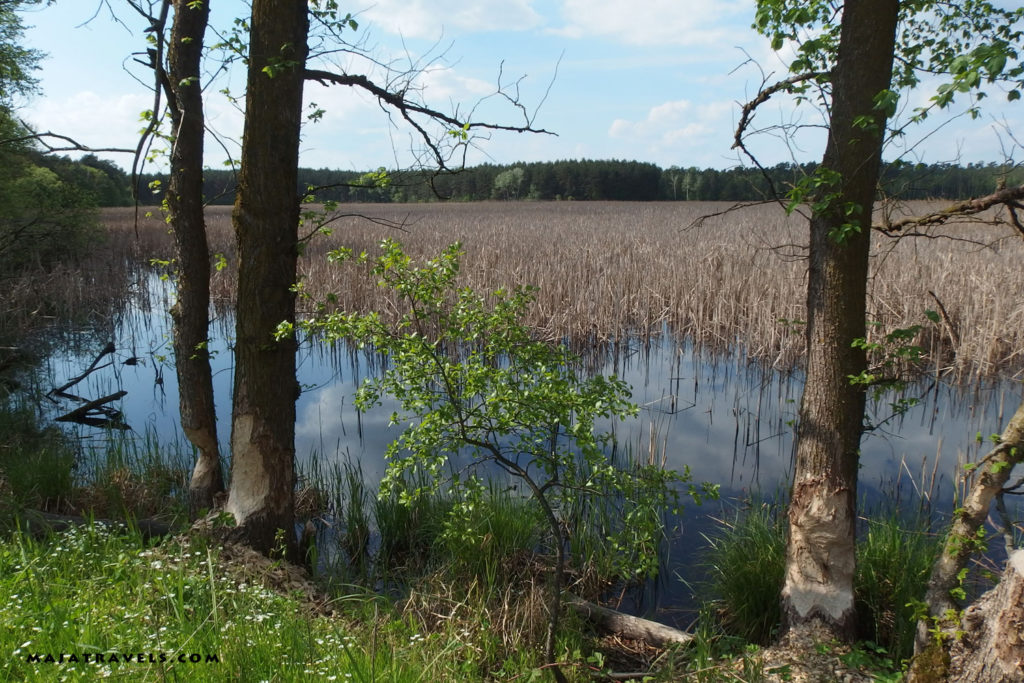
45,156,1024,207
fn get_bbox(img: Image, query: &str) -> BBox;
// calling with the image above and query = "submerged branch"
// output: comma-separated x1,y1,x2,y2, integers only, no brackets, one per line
55,390,129,428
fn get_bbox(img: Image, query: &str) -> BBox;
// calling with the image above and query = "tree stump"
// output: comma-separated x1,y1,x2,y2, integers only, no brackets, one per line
946,549,1024,682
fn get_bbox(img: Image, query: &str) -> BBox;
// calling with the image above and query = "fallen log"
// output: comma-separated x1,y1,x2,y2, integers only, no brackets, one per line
565,592,694,648
945,549,1024,683
19,510,174,541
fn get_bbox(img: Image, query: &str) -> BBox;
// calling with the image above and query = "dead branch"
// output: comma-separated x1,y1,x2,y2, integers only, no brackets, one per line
726,70,826,215
55,390,128,425
732,71,825,153
3,127,135,155
565,593,693,648
875,183,1024,235
304,68,555,171
304,70,556,137
49,341,116,396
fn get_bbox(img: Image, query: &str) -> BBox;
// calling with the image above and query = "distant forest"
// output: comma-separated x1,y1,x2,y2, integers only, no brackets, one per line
48,155,1024,207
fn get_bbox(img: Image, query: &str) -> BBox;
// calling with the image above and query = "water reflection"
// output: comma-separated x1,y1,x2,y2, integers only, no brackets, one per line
42,278,1023,621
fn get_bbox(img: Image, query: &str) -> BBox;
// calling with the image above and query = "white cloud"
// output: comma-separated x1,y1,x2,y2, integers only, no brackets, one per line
552,0,751,47
609,98,736,163
22,91,153,165
357,0,542,39
417,65,497,100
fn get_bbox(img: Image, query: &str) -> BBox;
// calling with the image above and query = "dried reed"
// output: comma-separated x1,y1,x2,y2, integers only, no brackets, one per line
96,201,1024,382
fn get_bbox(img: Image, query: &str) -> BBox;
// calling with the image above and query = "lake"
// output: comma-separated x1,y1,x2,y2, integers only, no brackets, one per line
41,270,1023,625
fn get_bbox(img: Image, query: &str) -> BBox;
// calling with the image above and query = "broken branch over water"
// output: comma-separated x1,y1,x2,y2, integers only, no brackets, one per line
54,390,129,430
49,341,131,430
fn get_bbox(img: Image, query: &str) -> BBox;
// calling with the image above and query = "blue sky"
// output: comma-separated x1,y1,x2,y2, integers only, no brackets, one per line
18,1,1024,172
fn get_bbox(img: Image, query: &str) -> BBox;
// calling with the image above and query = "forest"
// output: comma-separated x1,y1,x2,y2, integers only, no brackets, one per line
28,154,1024,207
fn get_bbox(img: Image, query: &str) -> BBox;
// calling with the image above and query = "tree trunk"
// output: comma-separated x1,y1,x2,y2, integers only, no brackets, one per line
225,0,308,558
781,0,899,641
944,549,1024,683
911,396,1024,663
165,0,224,515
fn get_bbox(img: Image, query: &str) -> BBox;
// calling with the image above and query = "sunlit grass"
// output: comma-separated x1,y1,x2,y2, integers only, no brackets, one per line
0,524,423,682
698,499,942,667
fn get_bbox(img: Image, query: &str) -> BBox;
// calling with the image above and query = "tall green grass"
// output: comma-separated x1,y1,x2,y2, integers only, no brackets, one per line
699,499,941,663
855,513,940,658
700,501,787,645
0,405,77,518
0,400,194,527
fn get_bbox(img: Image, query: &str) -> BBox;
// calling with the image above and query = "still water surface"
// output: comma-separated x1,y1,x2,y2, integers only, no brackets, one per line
43,277,1023,623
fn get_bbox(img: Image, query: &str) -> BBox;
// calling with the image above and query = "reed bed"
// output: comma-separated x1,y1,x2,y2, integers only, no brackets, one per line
98,201,1024,382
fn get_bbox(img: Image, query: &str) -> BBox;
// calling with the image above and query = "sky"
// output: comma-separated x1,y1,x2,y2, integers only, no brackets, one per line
17,0,1024,173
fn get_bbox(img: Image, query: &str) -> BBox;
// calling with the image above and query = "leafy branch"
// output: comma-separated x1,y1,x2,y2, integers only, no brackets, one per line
280,241,713,674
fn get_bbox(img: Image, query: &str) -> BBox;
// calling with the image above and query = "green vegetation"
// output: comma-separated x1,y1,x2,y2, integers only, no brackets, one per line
286,240,713,667
700,501,941,666
0,404,653,681
0,523,508,682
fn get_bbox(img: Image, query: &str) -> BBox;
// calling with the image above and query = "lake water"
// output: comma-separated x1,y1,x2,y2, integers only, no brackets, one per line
42,275,1023,624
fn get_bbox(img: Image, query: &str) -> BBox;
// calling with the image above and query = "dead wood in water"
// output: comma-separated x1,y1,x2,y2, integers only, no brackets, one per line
49,341,115,397
54,390,130,430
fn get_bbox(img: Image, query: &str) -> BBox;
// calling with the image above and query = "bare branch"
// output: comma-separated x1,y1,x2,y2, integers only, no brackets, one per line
728,68,827,214
875,183,1024,236
304,69,555,135
304,68,554,172
733,70,826,153
5,126,135,155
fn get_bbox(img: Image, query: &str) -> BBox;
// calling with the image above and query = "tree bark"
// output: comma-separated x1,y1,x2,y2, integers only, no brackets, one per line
912,396,1024,661
781,0,899,641
225,0,308,559
944,550,1024,683
165,0,224,514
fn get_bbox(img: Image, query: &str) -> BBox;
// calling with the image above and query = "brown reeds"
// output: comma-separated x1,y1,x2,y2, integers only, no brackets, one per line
95,201,1024,383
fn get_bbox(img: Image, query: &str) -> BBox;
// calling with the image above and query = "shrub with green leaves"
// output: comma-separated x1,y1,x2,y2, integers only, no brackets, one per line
282,239,715,663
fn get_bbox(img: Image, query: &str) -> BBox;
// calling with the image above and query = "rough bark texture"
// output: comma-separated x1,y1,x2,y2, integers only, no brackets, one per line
911,397,1024,662
781,0,899,641
945,550,1024,682
225,0,307,558
165,0,224,514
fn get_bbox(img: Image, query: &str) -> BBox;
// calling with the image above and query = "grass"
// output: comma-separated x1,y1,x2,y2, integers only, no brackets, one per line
0,406,621,681
699,498,942,668
0,523,449,682
699,501,787,645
